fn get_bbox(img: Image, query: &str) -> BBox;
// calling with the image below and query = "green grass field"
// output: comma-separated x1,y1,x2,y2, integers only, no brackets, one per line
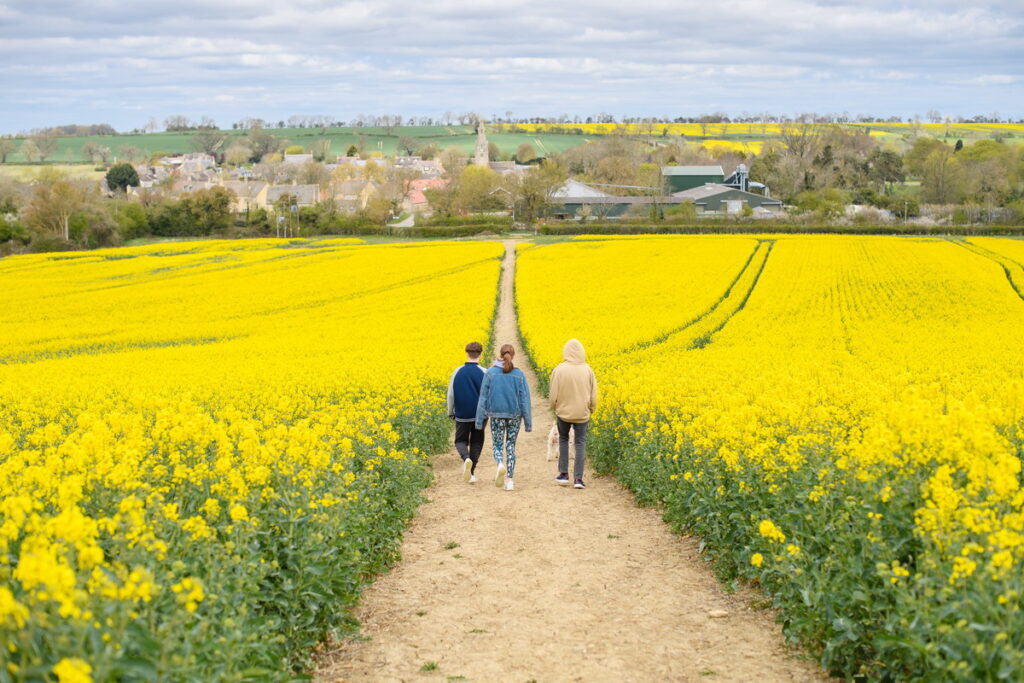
0,126,594,164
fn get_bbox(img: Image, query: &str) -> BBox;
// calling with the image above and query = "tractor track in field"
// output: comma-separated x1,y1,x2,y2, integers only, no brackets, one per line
614,238,775,356
315,239,821,683
950,238,1024,302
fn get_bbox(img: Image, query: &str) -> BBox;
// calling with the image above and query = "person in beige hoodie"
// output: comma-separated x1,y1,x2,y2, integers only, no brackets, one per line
549,338,598,489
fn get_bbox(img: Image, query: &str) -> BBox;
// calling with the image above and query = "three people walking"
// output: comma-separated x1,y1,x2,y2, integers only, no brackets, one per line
475,344,532,491
452,339,596,491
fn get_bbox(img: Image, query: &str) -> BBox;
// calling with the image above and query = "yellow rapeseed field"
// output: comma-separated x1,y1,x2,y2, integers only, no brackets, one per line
0,238,503,680
517,235,1024,679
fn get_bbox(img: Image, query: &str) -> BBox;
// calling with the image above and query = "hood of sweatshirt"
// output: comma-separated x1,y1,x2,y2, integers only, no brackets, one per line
563,338,586,363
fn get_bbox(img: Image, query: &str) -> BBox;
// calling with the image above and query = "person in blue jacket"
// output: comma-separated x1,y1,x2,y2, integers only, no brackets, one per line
447,341,487,483
475,343,532,491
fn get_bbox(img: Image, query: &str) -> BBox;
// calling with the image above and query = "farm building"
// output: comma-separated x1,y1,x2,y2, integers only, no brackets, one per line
661,165,725,193
662,163,772,196
548,180,691,219
672,184,783,214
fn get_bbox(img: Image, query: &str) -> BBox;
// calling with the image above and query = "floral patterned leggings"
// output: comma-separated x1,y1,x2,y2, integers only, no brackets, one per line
490,417,521,478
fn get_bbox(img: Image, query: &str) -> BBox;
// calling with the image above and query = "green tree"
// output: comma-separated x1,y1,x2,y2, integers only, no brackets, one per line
105,163,140,193
920,147,966,204
515,143,536,164
345,144,358,157
513,160,568,223
418,143,439,160
866,149,904,193
112,201,149,240
903,137,946,176
181,186,234,234
245,123,281,162
363,196,392,225
456,165,504,212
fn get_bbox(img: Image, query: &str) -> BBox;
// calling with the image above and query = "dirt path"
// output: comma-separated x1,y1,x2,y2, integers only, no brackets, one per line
317,241,823,682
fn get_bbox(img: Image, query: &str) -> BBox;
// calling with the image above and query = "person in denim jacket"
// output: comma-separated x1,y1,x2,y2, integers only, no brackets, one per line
475,344,532,491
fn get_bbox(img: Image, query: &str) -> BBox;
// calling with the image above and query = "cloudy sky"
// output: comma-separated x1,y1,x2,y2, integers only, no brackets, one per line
1,0,1021,133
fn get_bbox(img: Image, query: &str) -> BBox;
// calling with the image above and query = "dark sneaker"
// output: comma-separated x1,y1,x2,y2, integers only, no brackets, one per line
573,479,586,489
555,473,570,485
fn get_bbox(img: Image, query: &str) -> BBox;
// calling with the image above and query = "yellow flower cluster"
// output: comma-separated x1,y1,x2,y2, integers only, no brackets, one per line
517,234,1024,677
0,237,503,678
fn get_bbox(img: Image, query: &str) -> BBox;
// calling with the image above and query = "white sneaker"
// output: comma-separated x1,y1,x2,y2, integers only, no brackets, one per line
494,463,504,487
504,478,514,491
469,474,478,483
462,458,473,482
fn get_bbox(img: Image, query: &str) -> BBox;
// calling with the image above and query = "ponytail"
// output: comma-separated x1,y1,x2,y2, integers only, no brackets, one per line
500,343,515,373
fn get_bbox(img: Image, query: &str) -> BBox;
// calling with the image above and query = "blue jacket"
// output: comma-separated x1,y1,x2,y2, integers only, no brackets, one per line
447,362,485,422
475,361,532,431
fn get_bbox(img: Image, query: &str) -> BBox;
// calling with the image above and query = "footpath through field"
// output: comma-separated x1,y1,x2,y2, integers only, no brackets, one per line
316,241,822,682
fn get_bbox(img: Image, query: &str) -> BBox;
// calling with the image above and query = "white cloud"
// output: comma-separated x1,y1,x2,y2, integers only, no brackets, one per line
0,0,1020,132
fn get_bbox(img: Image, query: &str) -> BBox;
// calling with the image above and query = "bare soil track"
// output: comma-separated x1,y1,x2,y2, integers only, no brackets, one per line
316,240,824,682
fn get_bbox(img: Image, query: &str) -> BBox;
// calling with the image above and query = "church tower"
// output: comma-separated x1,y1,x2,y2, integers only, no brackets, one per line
473,117,489,166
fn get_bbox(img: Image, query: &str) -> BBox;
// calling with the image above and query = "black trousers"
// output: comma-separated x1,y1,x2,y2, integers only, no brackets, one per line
454,420,486,473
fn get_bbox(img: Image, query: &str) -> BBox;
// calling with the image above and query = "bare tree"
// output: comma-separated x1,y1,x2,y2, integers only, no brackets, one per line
310,138,332,162
25,179,86,240
224,142,253,166
20,139,39,162
82,141,103,164
164,115,192,131
33,133,58,162
0,137,15,163
118,145,143,163
381,114,402,137
191,128,227,156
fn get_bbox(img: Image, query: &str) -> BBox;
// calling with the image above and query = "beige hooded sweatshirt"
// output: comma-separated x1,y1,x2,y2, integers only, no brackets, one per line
549,338,598,423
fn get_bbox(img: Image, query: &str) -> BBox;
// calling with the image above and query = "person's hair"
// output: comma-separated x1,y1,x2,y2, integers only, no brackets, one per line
465,341,482,359
500,344,515,373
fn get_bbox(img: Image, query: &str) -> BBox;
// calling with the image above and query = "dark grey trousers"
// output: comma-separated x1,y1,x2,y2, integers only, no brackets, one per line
556,417,589,479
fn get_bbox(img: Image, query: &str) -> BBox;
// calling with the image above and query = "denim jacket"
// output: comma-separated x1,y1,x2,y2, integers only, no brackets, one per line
475,361,532,431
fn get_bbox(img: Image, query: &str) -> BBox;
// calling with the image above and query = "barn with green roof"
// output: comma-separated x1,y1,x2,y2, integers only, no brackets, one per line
661,165,725,193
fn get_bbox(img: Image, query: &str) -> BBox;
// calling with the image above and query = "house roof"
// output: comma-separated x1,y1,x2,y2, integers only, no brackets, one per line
333,180,374,195
552,180,609,199
407,189,428,205
661,165,724,176
222,180,267,198
284,154,314,164
267,184,319,205
409,178,448,191
672,183,783,204
555,195,691,205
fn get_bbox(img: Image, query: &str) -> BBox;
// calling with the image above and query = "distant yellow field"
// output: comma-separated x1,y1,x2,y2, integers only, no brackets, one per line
495,121,1023,141
0,164,105,182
